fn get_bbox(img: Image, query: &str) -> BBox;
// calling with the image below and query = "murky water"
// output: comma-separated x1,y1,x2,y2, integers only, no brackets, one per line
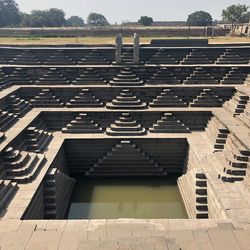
67,176,187,219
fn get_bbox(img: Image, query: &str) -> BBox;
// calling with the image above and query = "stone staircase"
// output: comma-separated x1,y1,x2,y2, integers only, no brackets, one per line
30,89,64,107
66,88,103,107
86,140,166,176
106,89,147,109
78,49,109,65
9,50,41,65
149,113,190,133
109,68,144,86
2,147,46,183
0,110,18,132
44,168,75,219
149,89,187,107
23,126,53,153
6,94,31,117
35,68,70,85
216,49,249,64
0,69,10,90
106,113,146,136
62,113,103,133
146,48,179,64
216,134,250,182
0,180,18,216
120,48,133,64
184,67,218,85
178,169,209,219
223,92,249,116
221,67,247,84
147,67,181,84
205,117,229,151
238,101,250,127
44,50,74,65
72,68,106,85
7,68,33,85
190,88,223,107
181,49,213,64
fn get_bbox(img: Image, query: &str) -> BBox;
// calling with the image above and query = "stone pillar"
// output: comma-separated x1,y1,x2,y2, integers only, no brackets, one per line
115,33,122,64
133,33,140,64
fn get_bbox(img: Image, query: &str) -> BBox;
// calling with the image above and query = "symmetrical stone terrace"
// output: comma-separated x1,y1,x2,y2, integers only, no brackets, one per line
0,41,250,248
0,46,250,65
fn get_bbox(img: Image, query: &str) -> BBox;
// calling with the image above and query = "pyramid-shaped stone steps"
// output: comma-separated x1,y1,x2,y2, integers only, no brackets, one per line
44,168,75,219
72,68,106,85
181,49,213,64
106,89,147,110
150,113,190,133
184,67,218,85
24,127,53,153
106,113,146,136
146,67,181,84
35,68,70,85
150,89,187,107
190,89,223,107
78,50,109,65
221,67,247,85
146,49,179,64
3,147,46,184
223,92,249,115
9,50,41,65
30,89,64,107
7,95,31,117
44,50,75,65
216,49,249,64
66,89,103,107
109,68,143,86
0,110,18,131
0,180,18,213
62,113,103,133
7,68,33,85
86,140,166,176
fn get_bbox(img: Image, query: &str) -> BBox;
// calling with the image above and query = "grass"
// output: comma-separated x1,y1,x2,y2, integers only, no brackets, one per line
0,36,249,45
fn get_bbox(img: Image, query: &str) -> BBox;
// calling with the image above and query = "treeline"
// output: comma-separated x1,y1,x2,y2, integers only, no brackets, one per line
0,0,109,27
0,0,249,28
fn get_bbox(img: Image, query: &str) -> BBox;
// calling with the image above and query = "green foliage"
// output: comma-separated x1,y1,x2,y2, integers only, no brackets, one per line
22,8,66,27
0,0,21,27
66,16,85,27
187,11,213,26
87,13,109,26
239,12,250,23
138,16,153,26
222,4,248,24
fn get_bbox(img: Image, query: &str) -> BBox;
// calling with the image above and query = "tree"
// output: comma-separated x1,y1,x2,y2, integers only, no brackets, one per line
87,13,109,26
22,8,66,27
138,16,153,26
239,12,250,23
66,16,85,27
187,11,213,26
0,0,22,27
222,4,248,28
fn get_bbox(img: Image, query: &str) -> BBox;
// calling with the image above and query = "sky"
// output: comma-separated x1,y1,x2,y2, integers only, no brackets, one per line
16,0,249,24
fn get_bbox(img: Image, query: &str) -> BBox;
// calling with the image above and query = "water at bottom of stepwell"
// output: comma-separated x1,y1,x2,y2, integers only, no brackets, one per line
66,175,188,219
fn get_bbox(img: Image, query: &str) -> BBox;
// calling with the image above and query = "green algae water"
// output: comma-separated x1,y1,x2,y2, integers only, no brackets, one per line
67,176,187,219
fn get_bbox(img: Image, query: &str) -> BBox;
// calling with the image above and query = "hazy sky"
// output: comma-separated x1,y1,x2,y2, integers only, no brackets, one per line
16,0,249,23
